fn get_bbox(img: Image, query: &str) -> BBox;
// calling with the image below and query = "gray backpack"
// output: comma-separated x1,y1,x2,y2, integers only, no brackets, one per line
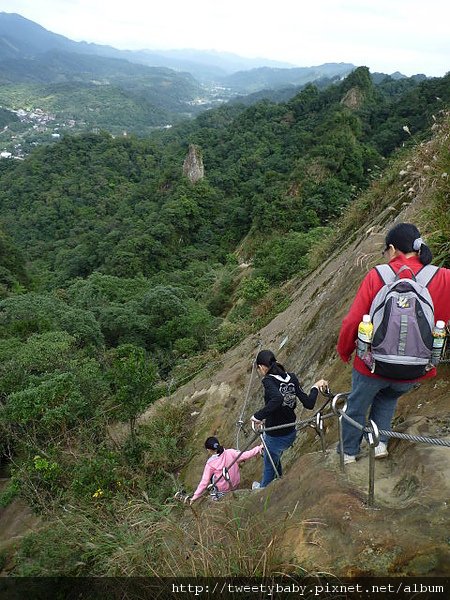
369,264,439,379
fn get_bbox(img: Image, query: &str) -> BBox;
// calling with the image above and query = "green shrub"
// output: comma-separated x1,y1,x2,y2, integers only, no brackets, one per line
0,478,19,508
5,372,89,437
11,454,64,508
254,227,330,283
214,321,246,352
70,451,122,500
173,337,198,357
16,522,85,576
139,403,193,474
33,455,61,484
107,344,158,439
239,276,270,302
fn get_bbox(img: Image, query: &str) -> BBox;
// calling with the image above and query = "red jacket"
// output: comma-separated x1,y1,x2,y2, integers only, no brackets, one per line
337,255,450,381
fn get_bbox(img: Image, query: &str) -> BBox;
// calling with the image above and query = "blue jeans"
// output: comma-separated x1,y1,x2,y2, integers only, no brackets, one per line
342,369,415,456
260,430,296,487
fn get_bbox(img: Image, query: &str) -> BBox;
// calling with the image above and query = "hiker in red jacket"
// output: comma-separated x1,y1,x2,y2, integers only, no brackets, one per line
337,223,450,464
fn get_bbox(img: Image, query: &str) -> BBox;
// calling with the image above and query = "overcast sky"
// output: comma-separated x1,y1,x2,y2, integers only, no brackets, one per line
2,0,449,76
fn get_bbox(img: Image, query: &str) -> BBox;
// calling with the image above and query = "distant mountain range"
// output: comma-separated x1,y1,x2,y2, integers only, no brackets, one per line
0,12,358,89
0,11,430,156
223,63,356,93
1,11,425,96
0,12,208,146
0,13,202,97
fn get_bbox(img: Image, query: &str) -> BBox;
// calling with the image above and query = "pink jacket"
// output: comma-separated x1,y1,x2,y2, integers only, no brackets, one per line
191,445,262,501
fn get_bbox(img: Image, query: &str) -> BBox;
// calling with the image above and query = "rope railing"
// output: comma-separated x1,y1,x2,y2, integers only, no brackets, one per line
257,411,334,434
249,390,335,434
236,340,262,450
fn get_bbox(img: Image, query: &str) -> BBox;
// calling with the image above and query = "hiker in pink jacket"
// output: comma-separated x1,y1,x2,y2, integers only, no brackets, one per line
190,436,263,504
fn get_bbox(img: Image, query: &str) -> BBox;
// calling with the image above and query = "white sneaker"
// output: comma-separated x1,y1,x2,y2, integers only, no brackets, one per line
252,481,261,490
343,454,357,465
374,442,388,459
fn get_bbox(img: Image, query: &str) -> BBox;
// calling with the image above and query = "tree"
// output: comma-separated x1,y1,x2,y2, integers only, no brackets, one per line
107,344,158,442
4,372,88,442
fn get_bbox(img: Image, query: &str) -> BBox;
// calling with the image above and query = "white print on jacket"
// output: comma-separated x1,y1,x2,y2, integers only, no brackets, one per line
268,374,298,409
279,382,297,408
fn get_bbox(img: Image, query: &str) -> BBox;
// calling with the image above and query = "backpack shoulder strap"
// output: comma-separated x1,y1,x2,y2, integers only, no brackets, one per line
374,264,396,285
415,264,439,287
395,265,417,281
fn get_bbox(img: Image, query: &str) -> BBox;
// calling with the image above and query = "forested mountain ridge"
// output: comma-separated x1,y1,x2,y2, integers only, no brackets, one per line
1,68,448,285
222,62,355,93
0,11,436,160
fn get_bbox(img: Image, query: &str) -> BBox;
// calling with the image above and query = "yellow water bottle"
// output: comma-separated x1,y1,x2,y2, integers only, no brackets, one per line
357,314,373,358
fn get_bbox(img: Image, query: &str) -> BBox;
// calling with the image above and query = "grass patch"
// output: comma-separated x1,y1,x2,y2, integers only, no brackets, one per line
14,495,304,577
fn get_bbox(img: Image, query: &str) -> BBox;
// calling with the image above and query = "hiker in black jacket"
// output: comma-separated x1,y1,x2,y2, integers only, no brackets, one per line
251,350,327,489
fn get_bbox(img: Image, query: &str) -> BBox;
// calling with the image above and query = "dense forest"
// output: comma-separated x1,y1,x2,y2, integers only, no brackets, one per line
0,66,449,575
1,67,450,369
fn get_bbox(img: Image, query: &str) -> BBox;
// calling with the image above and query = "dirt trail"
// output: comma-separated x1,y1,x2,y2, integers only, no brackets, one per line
0,469,40,570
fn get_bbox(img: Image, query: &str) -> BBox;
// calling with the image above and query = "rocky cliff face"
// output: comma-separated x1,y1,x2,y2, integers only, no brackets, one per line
341,86,365,109
183,144,204,183
145,117,450,576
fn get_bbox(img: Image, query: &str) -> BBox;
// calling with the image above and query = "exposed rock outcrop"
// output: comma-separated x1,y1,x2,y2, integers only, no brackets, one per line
341,86,365,109
183,144,204,183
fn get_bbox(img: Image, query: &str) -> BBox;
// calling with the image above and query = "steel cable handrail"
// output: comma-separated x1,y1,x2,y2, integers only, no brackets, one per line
236,341,262,450
256,411,335,434
337,409,450,447
186,389,450,507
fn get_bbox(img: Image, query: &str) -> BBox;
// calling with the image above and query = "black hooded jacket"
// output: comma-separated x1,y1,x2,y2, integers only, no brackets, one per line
253,372,318,437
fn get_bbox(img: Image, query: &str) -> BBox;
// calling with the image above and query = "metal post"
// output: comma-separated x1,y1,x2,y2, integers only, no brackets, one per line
316,412,326,453
338,415,345,472
251,420,281,479
259,433,281,480
368,446,375,507
367,419,380,508
332,394,349,472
